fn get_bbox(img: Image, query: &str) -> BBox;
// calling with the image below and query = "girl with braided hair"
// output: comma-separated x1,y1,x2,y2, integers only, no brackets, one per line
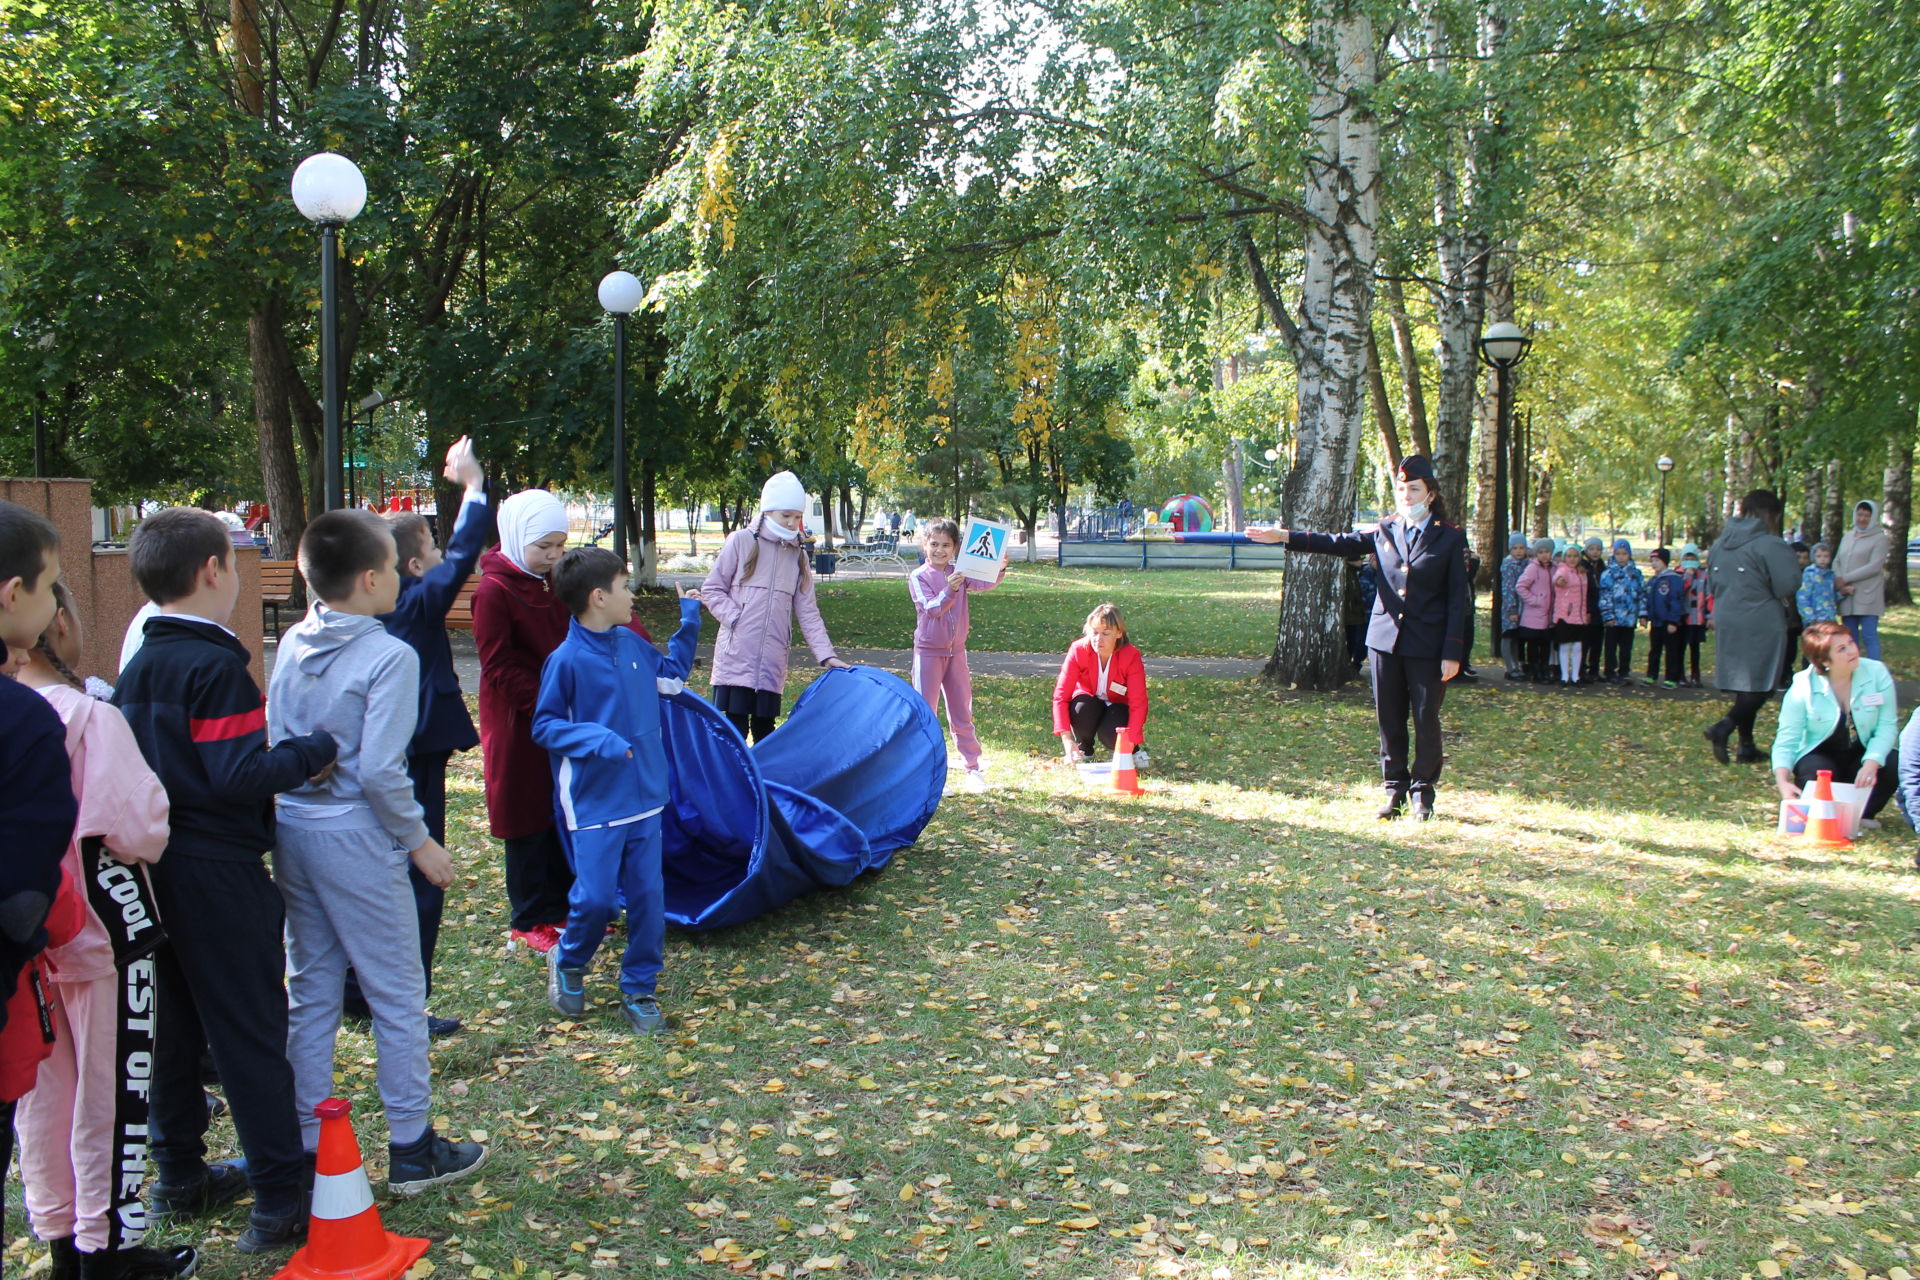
16,584,194,1280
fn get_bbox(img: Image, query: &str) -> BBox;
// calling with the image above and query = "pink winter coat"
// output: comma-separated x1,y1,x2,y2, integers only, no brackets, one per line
35,684,169,985
701,524,839,693
1516,560,1554,630
1550,563,1591,627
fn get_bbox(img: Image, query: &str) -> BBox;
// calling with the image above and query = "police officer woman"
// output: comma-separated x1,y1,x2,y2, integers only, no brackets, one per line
1246,455,1472,820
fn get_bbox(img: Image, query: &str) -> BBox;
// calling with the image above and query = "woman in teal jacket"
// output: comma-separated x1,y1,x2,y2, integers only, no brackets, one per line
1771,621,1900,823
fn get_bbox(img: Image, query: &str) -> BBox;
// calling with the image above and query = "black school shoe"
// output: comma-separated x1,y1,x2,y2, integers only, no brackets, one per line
76,1245,201,1279
235,1207,307,1256
147,1161,248,1220
1377,792,1408,820
388,1130,488,1196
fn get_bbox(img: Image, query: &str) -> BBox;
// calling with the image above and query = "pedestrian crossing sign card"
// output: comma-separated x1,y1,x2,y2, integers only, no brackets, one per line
956,517,1011,583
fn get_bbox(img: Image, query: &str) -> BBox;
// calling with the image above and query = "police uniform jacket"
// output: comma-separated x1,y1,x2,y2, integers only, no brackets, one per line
1286,517,1473,663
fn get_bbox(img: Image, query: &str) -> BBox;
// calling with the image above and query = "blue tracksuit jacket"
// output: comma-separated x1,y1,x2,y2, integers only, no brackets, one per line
532,599,702,830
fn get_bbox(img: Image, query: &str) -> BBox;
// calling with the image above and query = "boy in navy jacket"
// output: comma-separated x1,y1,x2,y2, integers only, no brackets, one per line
356,435,492,1034
1643,547,1687,687
532,549,702,1034
112,509,336,1255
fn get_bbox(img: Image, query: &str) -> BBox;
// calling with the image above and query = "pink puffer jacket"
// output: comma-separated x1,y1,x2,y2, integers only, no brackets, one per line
701,524,838,693
1550,563,1591,626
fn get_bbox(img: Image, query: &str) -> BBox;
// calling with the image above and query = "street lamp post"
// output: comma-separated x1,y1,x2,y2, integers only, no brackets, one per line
292,153,367,513
1477,321,1532,663
598,270,647,567
1656,455,1675,547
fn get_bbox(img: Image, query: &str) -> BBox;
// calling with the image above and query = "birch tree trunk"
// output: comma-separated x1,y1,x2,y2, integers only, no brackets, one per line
1469,263,1513,576
1530,468,1552,538
1822,457,1845,548
1883,436,1912,607
1801,467,1823,546
1262,3,1380,691
1382,275,1431,458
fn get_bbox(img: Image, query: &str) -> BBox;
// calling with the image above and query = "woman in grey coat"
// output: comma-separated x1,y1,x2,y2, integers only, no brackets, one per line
1703,490,1804,764
1834,499,1889,660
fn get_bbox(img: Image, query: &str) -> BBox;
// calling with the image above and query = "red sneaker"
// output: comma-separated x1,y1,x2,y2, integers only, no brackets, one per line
508,927,559,954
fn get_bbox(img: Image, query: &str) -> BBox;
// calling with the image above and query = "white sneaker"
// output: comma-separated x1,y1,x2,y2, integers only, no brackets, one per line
1132,747,1150,770
961,767,990,793
1859,817,1882,830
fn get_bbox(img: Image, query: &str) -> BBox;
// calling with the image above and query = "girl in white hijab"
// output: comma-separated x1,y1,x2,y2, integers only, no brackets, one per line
495,489,570,578
473,488,580,952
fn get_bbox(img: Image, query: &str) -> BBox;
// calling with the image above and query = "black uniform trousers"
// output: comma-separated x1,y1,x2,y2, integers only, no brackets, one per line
504,827,573,932
1067,693,1134,754
148,853,306,1216
1369,648,1447,799
345,749,451,1010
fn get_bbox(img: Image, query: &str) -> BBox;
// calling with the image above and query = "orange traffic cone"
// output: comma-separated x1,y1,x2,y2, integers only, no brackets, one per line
273,1098,430,1280
1110,729,1144,797
1802,770,1852,849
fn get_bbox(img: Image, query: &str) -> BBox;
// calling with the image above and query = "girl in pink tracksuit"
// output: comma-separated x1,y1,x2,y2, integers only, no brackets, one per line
907,518,1005,792
16,585,193,1280
1549,544,1592,685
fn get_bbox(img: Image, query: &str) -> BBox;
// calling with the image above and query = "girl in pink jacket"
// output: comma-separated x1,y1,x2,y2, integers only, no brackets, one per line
1514,538,1556,682
701,472,848,742
1549,544,1592,684
17,585,193,1280
907,518,1005,792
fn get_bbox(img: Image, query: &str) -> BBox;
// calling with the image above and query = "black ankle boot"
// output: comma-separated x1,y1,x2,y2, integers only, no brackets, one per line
77,1245,200,1280
1703,719,1732,765
48,1238,79,1280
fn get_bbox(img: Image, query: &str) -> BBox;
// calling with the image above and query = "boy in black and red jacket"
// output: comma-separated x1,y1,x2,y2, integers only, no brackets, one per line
113,509,336,1257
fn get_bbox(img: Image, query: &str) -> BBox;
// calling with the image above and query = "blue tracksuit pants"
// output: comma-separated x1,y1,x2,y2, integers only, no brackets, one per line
557,815,665,995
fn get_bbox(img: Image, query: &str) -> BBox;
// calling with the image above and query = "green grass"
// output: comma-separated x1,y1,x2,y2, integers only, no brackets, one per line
87,670,1920,1280
645,562,1289,658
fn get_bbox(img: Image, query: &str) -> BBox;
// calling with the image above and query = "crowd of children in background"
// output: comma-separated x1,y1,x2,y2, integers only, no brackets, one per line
1499,533,1717,688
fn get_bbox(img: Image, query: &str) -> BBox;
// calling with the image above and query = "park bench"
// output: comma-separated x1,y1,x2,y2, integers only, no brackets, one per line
444,577,480,632
837,531,911,571
261,560,482,636
261,560,300,638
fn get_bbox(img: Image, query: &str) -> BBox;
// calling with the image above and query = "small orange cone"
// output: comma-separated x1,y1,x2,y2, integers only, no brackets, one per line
273,1098,429,1280
1802,770,1852,848
1110,729,1145,797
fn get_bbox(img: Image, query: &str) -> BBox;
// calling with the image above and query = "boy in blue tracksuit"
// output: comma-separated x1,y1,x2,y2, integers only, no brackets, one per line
1643,547,1686,687
532,548,702,1034
1597,538,1646,684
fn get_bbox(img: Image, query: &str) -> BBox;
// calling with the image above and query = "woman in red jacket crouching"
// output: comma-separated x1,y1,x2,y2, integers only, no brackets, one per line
1052,603,1150,767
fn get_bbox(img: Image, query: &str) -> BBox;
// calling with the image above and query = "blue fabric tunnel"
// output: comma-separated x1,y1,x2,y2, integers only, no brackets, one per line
653,666,946,930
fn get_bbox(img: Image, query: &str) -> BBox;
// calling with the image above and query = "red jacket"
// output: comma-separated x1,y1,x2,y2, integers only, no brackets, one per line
1051,639,1149,742
473,549,651,839
0,868,85,1102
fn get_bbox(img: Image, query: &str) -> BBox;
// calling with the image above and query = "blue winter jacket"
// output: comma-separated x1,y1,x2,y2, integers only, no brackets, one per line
1499,555,1528,630
1796,564,1839,627
532,599,702,831
1645,568,1687,627
1597,560,1646,626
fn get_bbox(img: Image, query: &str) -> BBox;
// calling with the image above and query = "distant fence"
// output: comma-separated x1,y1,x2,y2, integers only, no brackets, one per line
1058,536,1287,571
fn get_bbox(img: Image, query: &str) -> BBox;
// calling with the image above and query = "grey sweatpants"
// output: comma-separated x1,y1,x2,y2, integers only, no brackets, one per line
275,820,430,1148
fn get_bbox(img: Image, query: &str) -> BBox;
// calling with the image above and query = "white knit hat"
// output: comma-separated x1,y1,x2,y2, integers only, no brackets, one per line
759,471,807,514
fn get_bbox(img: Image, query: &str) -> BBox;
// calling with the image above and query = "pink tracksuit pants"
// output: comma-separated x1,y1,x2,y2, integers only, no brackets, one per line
17,975,118,1251
912,650,982,769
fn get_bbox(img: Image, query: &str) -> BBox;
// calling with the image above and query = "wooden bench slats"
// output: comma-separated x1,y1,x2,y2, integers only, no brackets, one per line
258,560,480,635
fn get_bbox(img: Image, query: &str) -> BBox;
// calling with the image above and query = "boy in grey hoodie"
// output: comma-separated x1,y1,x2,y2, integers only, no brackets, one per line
267,511,487,1195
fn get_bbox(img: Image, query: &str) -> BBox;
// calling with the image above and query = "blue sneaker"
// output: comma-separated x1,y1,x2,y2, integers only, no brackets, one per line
546,947,586,1017
620,993,666,1035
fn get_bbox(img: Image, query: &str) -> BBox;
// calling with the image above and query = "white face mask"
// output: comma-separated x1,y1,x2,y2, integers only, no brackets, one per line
764,519,800,542
1398,500,1429,524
